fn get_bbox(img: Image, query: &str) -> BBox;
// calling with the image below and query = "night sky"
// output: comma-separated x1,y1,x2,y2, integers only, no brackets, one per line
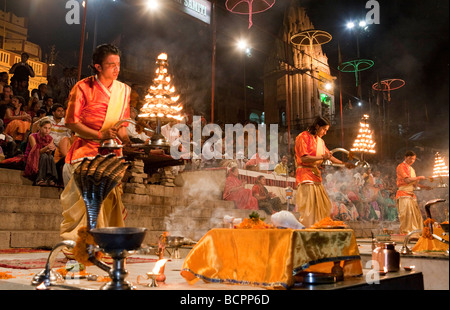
6,0,449,150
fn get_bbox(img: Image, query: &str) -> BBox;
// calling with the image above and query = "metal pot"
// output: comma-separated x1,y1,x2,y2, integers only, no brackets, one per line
372,242,400,272
166,236,185,247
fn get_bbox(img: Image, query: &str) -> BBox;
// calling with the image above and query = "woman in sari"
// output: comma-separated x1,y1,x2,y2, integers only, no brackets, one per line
23,118,58,186
3,96,32,143
223,167,258,210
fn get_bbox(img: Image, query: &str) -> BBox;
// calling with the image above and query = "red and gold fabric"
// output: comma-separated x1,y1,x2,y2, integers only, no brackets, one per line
396,161,416,199
60,75,130,241
181,228,362,289
294,131,328,186
65,76,130,164
395,162,423,233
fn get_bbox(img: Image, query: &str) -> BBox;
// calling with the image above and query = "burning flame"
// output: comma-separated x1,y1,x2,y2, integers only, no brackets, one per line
432,152,449,178
157,53,168,61
138,52,184,121
351,114,376,154
36,282,48,290
152,259,168,274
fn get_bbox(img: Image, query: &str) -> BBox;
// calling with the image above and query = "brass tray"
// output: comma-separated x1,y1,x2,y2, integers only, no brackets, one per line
312,225,347,229
295,272,337,284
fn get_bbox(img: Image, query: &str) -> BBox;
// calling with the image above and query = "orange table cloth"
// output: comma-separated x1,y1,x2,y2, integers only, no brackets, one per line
180,228,362,289
412,227,449,252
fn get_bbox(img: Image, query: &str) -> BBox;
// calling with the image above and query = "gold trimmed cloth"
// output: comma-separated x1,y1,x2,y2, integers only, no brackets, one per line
59,177,127,241
296,182,332,228
396,197,423,234
180,228,362,289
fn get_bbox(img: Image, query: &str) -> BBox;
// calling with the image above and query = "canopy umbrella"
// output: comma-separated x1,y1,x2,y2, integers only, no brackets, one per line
225,0,276,28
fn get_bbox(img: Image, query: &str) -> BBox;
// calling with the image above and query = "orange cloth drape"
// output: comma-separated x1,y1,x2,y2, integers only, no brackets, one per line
412,227,449,252
181,228,362,289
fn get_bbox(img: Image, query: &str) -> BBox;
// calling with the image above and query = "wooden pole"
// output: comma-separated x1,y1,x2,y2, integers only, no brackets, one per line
77,0,88,81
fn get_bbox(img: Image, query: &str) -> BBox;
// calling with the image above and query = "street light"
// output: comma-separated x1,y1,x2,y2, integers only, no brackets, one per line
146,0,159,11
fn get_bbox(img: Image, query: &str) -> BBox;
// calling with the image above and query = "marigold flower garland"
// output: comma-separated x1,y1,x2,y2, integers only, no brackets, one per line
73,226,103,266
236,212,274,229
422,218,435,240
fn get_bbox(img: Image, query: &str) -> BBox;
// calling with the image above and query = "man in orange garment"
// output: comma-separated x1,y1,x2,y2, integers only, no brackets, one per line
396,151,429,234
294,116,349,227
60,44,132,242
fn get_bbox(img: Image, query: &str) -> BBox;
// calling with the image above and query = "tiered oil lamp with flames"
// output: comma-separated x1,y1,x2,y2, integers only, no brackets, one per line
350,114,376,167
138,53,184,150
431,152,449,188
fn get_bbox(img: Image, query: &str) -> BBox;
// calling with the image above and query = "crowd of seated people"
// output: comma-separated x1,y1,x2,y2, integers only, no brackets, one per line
322,164,399,222
0,67,74,187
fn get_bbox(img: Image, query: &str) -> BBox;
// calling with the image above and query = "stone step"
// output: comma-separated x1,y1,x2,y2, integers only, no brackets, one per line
0,212,63,231
0,197,62,214
0,168,32,185
0,182,62,199
0,230,62,249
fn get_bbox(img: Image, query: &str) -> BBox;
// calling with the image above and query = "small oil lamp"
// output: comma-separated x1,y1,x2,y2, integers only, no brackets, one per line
403,265,415,271
147,259,168,287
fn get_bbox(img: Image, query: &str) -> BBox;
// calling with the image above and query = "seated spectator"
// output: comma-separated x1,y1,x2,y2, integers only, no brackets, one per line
27,96,41,119
245,153,269,171
3,96,32,143
252,175,282,214
13,80,30,104
223,167,259,210
0,71,9,93
0,85,14,122
126,107,152,143
33,83,49,105
42,97,54,116
0,119,17,159
31,109,48,133
273,155,288,175
23,118,58,186
46,103,71,147
54,130,75,187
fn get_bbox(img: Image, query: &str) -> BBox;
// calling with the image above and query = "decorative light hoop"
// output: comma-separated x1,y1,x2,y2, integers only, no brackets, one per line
225,0,276,28
372,78,406,91
290,29,332,46
338,59,374,73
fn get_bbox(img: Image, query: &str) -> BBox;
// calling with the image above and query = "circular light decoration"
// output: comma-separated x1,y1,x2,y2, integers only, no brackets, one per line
372,78,405,102
226,0,276,29
290,29,332,46
338,59,374,87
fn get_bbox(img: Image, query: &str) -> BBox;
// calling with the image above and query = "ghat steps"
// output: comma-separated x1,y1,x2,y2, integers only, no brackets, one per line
0,167,257,249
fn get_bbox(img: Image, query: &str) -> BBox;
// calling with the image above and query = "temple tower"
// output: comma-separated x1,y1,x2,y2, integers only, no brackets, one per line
263,1,335,128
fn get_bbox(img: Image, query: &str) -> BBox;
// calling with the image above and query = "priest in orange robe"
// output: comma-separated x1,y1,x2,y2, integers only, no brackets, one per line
294,116,347,227
396,151,428,234
60,44,132,242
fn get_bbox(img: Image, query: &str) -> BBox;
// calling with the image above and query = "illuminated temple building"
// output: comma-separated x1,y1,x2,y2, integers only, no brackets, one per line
263,2,335,127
